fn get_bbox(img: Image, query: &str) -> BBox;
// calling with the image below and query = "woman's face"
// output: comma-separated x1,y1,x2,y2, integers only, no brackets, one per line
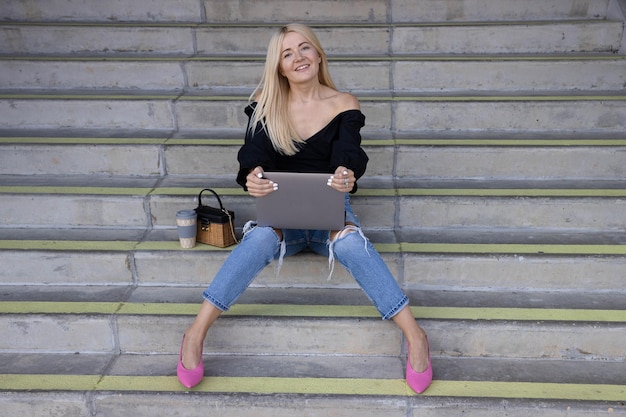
279,31,321,84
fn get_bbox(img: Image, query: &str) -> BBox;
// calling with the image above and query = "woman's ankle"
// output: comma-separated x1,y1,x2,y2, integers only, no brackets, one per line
407,332,429,373
181,329,204,369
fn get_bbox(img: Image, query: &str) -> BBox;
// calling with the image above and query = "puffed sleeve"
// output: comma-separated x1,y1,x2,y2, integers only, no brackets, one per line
236,104,278,190
330,110,369,192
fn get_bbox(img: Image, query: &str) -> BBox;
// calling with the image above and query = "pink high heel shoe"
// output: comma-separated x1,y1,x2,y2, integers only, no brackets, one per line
177,335,204,388
406,336,432,394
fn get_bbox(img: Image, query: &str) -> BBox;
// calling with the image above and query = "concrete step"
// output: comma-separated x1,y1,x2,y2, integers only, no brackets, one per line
0,301,624,412
1,384,625,416
2,56,625,94
1,95,625,136
391,20,624,54
1,238,625,295
394,143,626,180
392,97,626,135
393,0,616,22
3,285,626,316
4,352,625,386
2,138,626,178
1,301,625,360
3,281,626,311
0,0,615,23
1,21,622,56
1,184,625,232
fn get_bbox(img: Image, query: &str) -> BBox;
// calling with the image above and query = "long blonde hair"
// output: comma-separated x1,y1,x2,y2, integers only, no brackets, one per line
249,24,336,155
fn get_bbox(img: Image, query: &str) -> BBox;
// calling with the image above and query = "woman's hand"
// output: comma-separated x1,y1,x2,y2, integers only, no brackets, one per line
246,166,278,197
327,166,354,193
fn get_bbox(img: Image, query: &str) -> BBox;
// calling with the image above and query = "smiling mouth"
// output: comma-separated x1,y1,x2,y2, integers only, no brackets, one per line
295,64,310,71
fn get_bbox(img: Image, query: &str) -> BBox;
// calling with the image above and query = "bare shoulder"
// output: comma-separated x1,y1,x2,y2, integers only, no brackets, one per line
319,86,360,112
334,91,360,112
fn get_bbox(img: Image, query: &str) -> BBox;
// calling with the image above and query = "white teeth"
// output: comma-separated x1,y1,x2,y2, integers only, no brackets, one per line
296,64,309,71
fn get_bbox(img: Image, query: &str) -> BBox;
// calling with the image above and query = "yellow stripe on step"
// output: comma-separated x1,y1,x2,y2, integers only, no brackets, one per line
1,240,625,256
3,137,626,147
1,374,625,401
1,301,625,323
3,185,626,198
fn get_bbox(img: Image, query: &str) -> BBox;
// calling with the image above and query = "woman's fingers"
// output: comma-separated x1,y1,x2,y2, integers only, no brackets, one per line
246,167,278,197
328,167,354,192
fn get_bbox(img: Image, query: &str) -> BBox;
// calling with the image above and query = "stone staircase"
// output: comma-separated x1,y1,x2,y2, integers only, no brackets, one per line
1,0,626,415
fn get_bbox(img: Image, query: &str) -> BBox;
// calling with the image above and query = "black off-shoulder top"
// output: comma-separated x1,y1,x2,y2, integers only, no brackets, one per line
236,103,369,193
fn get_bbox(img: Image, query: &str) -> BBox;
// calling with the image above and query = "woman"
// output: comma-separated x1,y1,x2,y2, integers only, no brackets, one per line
177,23,432,394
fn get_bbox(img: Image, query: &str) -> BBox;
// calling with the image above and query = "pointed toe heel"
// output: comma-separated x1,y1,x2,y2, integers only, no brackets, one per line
177,335,204,388
406,337,432,394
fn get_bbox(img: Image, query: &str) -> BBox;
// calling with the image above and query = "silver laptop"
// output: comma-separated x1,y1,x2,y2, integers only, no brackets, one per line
256,172,345,230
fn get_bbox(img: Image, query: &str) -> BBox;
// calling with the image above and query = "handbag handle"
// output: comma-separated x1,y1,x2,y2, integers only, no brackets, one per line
198,188,226,211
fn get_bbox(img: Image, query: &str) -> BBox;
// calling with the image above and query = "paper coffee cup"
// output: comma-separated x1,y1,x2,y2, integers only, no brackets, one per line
176,210,197,248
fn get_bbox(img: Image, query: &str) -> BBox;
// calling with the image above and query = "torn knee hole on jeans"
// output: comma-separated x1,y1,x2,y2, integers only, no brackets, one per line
273,230,286,279
327,225,369,281
331,225,359,241
244,221,286,278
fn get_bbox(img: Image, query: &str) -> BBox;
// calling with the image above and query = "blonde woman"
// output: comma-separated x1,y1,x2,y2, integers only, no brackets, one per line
177,23,432,394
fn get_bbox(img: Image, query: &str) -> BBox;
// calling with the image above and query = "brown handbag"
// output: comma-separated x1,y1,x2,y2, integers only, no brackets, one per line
194,188,238,247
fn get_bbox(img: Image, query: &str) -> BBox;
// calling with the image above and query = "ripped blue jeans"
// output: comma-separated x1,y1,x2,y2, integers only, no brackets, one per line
202,194,409,320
